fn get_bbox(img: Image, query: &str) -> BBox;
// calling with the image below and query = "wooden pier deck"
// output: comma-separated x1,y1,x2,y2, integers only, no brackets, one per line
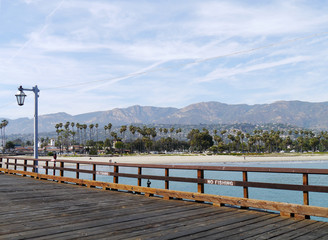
1,174,328,239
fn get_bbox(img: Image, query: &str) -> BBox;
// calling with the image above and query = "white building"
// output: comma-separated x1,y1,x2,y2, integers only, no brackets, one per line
50,139,56,146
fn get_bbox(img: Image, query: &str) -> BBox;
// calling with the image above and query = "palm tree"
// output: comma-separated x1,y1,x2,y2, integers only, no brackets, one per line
129,125,136,137
163,128,168,135
89,124,94,141
111,132,118,141
107,123,112,140
76,123,82,145
220,130,227,144
150,127,157,139
169,127,175,138
213,135,222,145
175,128,182,140
120,125,127,141
64,121,70,130
255,134,262,153
55,123,64,153
76,123,81,145
71,132,76,148
248,135,255,152
240,133,245,152
83,124,87,145
55,123,60,147
75,123,80,144
129,125,136,152
71,122,75,144
95,123,99,142
104,125,108,138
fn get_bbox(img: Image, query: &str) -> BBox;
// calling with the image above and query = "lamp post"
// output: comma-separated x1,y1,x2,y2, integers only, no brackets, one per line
15,85,40,173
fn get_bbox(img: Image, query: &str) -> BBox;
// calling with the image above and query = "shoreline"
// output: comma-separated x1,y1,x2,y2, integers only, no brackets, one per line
43,153,328,164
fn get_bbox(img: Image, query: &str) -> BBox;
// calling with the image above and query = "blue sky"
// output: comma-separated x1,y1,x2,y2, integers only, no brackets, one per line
1,0,328,119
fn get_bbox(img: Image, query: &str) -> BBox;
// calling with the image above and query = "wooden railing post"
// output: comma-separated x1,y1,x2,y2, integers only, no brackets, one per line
23,159,27,176
241,171,249,209
53,161,56,176
303,173,309,205
113,165,119,184
33,160,36,173
196,169,205,203
243,171,249,198
60,162,64,177
14,159,17,170
45,161,49,175
6,158,9,169
162,168,171,200
24,160,27,172
76,163,80,179
110,165,119,191
165,168,169,190
197,169,204,194
303,173,310,219
133,167,142,194
138,167,142,187
0,157,2,168
60,162,64,183
93,164,96,181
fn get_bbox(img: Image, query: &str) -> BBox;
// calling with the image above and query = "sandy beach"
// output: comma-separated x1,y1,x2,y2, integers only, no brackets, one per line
52,154,328,164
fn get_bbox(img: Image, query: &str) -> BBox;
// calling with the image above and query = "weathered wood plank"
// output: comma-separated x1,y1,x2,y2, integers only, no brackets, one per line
122,210,269,240
107,208,239,240
245,220,319,239
36,206,226,239
0,199,184,234
145,213,276,240
269,221,328,240
208,217,294,240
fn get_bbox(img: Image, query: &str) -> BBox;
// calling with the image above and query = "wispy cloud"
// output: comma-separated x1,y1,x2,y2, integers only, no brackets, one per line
198,55,311,83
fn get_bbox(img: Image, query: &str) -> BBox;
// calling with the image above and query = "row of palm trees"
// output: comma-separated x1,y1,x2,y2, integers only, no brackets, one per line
52,121,328,154
53,122,186,153
55,122,183,145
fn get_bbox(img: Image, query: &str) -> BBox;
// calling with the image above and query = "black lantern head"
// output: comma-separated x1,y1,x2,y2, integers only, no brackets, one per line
15,86,26,106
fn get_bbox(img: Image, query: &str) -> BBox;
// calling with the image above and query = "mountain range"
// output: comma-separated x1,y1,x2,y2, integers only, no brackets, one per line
3,100,328,134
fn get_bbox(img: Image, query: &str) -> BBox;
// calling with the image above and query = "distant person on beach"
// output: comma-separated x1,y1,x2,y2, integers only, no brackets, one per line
51,152,57,162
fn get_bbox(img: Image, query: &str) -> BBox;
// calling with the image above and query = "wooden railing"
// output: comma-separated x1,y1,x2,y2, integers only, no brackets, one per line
1,156,328,220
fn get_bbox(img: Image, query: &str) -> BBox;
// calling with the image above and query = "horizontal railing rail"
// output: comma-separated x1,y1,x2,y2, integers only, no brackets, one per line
1,156,328,220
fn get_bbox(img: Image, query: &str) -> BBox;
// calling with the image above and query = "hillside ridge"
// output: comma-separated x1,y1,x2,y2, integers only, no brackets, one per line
3,100,328,134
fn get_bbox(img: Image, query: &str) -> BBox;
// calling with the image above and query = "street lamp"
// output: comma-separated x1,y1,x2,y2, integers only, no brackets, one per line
15,85,40,173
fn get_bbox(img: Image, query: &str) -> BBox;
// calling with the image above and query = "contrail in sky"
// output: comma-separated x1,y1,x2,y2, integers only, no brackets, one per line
7,0,65,63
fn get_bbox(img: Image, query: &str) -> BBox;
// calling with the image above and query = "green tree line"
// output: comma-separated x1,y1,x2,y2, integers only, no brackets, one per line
52,122,328,154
